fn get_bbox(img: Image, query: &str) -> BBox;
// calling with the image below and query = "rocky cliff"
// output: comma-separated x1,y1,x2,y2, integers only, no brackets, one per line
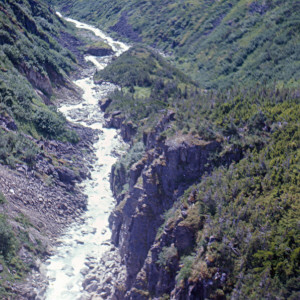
107,110,242,298
44,1,300,298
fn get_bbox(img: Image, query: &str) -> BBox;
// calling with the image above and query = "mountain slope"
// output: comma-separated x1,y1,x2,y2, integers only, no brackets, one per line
43,1,299,299
105,50,300,298
49,0,300,89
0,0,78,142
92,43,300,299
0,1,95,297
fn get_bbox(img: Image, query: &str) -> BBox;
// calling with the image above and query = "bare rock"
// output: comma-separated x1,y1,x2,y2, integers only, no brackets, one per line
56,166,78,185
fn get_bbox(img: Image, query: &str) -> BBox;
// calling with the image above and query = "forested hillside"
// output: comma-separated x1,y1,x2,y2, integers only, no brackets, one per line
0,0,78,145
102,47,300,299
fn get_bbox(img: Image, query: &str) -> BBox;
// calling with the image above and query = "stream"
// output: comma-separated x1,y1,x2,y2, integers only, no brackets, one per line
40,15,129,300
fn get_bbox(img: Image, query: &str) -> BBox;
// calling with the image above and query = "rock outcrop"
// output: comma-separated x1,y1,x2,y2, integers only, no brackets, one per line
0,113,18,131
20,62,53,97
106,110,242,298
110,136,220,290
85,46,114,57
104,111,137,143
98,97,112,112
109,12,142,42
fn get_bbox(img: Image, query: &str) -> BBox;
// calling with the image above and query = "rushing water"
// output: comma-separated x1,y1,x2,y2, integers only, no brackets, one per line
42,15,129,300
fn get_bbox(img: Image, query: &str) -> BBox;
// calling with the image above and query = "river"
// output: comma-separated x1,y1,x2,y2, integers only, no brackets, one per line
40,15,129,300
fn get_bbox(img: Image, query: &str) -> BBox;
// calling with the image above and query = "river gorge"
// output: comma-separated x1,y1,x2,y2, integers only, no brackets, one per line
35,15,129,300
0,1,297,299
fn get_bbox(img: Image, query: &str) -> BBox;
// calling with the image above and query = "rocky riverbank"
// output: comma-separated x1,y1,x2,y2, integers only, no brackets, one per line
17,14,132,300
0,115,101,297
80,246,126,300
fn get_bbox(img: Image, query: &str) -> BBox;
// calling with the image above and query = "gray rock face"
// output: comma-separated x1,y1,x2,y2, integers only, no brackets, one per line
105,112,137,142
20,62,53,96
120,121,136,142
0,114,18,131
108,110,243,298
85,47,114,56
98,98,112,112
105,112,124,129
118,139,219,287
56,166,79,185
108,113,223,296
174,225,195,254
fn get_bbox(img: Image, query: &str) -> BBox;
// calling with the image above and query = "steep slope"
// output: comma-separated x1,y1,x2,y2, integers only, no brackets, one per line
0,1,98,297
45,1,300,299
95,45,300,299
0,0,78,141
49,0,300,89
116,90,299,299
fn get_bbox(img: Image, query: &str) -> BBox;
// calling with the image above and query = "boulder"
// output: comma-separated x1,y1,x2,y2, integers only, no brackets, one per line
98,98,112,112
174,225,195,254
0,114,18,131
56,167,78,185
86,47,114,56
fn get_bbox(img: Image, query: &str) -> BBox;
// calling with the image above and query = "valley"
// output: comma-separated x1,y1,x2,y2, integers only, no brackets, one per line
0,1,299,299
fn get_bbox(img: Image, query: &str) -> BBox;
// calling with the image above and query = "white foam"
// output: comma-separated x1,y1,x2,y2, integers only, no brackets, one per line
43,14,129,300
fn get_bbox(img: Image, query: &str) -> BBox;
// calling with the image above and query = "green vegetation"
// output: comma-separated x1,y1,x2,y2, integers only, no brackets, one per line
112,141,145,196
0,214,14,258
0,129,40,168
170,104,299,297
97,45,195,137
0,0,80,169
2,0,299,298
96,43,299,298
171,86,300,148
0,212,45,298
0,1,82,296
96,44,300,170
0,191,6,204
94,33,299,297
75,27,112,55
84,41,112,51
51,0,300,297
110,65,300,298
50,0,300,89
158,244,178,267
95,46,191,88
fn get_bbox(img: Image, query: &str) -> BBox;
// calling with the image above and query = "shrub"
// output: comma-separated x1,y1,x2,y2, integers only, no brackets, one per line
33,108,65,138
176,254,195,283
0,215,14,257
0,192,6,204
158,244,178,267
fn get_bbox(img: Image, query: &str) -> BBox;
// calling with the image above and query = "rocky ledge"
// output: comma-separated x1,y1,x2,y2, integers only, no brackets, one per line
97,94,137,144
85,46,114,57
